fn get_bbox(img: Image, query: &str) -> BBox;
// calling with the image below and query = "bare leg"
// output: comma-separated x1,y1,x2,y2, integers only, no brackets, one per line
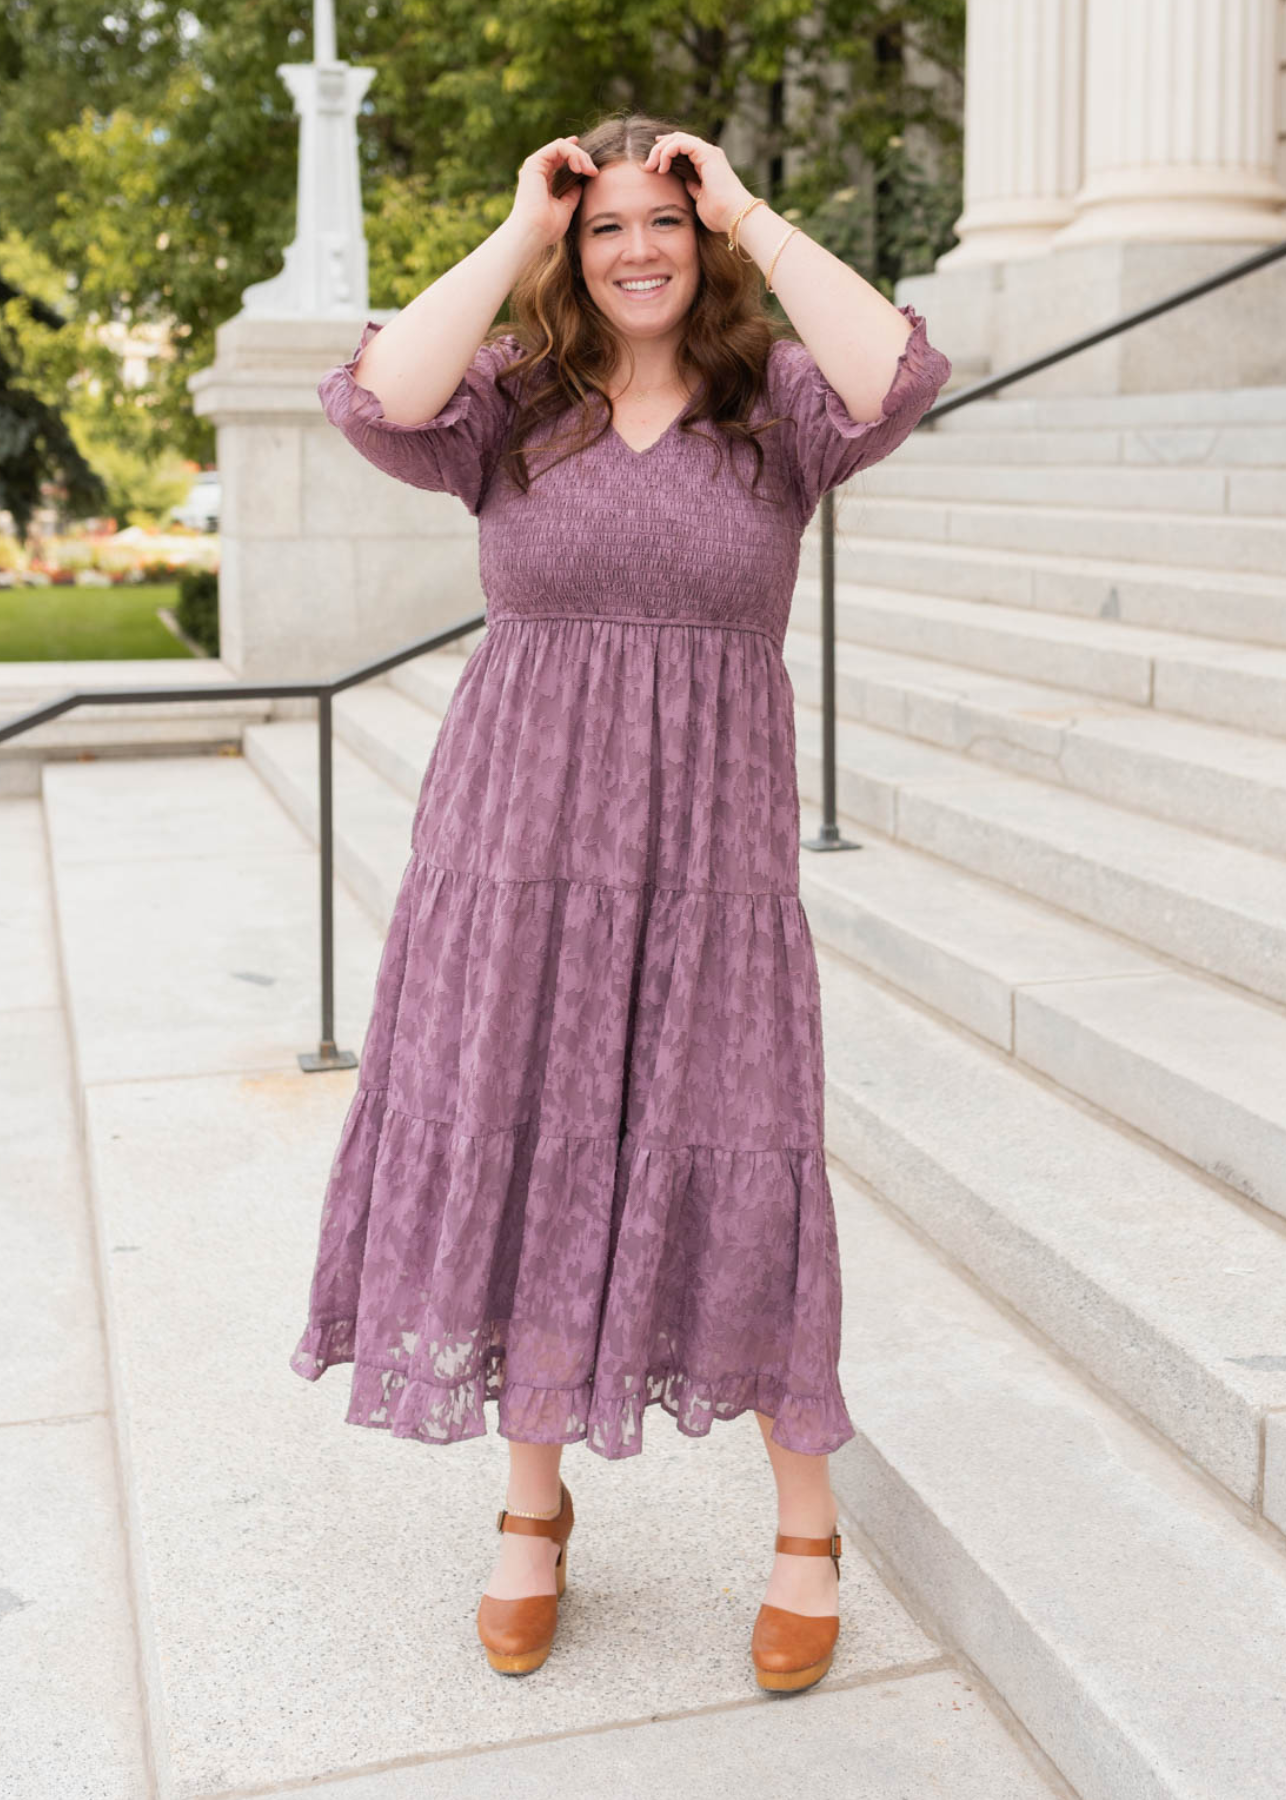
754,1410,840,1617
482,1437,566,1599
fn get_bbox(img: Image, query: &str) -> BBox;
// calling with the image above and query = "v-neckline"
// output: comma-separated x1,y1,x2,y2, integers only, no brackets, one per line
607,387,700,457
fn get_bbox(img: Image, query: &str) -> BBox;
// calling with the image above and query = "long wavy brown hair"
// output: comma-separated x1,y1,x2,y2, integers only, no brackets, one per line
482,109,796,505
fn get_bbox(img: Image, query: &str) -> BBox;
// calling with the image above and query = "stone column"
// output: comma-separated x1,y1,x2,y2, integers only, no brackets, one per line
1053,0,1286,245
937,0,1085,266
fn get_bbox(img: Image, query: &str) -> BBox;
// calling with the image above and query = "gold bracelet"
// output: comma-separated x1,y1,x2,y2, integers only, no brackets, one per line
765,225,799,293
726,197,766,261
503,1496,563,1518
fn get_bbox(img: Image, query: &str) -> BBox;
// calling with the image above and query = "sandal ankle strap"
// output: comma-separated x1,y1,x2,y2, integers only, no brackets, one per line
497,1480,569,1538
775,1530,842,1560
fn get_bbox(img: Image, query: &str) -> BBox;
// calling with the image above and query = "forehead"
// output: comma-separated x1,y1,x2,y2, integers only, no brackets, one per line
580,159,692,228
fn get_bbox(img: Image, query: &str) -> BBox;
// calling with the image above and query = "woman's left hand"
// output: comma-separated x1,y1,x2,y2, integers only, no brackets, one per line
642,131,756,237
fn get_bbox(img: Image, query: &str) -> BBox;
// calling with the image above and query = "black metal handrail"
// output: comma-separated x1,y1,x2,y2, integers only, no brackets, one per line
4,235,1283,1068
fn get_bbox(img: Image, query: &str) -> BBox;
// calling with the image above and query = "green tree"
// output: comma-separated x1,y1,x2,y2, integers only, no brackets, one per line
0,264,106,541
0,0,962,470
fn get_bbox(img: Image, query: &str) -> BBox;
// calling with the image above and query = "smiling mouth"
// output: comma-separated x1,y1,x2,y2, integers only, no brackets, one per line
614,276,672,294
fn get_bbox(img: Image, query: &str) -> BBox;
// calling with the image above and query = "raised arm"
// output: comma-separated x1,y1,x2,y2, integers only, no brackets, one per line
641,130,952,428
730,206,929,425
762,306,951,523
346,133,600,427
351,216,545,427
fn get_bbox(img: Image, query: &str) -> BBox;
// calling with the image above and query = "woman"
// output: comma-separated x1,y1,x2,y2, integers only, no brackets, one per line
291,109,952,1690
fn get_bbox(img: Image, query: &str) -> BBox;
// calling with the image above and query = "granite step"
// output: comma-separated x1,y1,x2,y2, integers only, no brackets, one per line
793,825,1286,1225
858,457,1286,517
385,645,474,722
782,628,1286,851
920,382,1286,429
0,796,150,1799
0,656,273,796
794,707,1286,1005
331,676,451,799
258,1667,1062,1800
826,1155,1286,1800
789,578,1286,736
816,945,1286,1517
892,417,1286,468
241,717,415,932
814,492,1286,576
795,533,1286,648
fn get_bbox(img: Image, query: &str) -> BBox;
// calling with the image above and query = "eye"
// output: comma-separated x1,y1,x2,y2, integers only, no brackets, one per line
591,215,686,235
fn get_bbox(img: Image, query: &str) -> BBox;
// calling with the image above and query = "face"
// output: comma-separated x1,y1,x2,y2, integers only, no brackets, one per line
575,158,700,357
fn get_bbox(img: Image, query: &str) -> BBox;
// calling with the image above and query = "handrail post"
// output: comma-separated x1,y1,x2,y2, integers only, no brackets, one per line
299,688,358,1071
802,489,860,853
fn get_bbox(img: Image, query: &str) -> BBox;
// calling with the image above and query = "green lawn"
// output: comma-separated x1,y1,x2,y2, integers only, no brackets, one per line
0,583,195,661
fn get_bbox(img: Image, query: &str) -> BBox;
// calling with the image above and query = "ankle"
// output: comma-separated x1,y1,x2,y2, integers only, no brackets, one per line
503,1482,563,1519
776,1494,839,1538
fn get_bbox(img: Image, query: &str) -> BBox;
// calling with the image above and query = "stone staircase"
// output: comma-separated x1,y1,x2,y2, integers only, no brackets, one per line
233,378,1286,1797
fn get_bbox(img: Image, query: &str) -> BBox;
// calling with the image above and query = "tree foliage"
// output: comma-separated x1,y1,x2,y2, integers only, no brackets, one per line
0,0,962,475
0,262,106,539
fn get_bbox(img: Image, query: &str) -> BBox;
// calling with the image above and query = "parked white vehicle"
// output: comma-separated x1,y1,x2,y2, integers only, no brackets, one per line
169,469,221,533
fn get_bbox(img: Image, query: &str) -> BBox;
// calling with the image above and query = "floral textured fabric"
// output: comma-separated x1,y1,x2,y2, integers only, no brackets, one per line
291,302,952,1458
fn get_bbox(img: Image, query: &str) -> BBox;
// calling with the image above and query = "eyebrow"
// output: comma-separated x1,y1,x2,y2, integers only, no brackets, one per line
583,204,690,226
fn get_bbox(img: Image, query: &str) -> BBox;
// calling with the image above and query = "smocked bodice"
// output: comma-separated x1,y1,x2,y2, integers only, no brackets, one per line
316,304,953,654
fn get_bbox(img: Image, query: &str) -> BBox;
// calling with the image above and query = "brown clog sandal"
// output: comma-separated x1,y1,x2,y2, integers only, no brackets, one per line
750,1525,842,1693
476,1479,574,1675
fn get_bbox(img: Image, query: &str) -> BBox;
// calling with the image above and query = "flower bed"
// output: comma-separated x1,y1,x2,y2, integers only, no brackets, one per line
0,525,219,588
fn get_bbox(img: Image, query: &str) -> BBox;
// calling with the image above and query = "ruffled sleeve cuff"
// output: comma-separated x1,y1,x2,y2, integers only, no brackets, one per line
771,302,953,524
316,321,521,514
318,319,476,437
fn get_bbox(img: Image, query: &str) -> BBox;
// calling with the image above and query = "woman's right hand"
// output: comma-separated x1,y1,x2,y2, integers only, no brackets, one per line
509,135,598,247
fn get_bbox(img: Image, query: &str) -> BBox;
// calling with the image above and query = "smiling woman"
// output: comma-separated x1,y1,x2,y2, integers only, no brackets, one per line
293,108,952,1688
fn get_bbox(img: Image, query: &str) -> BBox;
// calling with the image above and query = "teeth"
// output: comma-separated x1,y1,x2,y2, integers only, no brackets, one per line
618,277,668,291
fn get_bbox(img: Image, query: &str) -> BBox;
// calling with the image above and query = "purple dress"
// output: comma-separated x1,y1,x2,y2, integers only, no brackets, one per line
290,301,952,1459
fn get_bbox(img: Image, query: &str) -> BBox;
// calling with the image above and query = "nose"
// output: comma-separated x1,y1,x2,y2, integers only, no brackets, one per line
619,222,657,261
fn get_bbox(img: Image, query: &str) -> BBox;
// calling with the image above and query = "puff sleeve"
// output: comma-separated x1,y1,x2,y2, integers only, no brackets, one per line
316,321,521,517
767,302,952,524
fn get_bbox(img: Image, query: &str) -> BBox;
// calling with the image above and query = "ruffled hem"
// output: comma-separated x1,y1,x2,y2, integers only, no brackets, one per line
290,1093,855,1462
290,1335,856,1462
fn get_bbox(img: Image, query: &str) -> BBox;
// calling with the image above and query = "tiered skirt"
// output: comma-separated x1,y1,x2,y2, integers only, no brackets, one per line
290,613,856,1459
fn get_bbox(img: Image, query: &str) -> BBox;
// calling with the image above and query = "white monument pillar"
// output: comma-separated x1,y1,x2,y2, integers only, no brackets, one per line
1053,0,1286,247
937,0,1085,266
188,4,484,685
239,0,374,316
